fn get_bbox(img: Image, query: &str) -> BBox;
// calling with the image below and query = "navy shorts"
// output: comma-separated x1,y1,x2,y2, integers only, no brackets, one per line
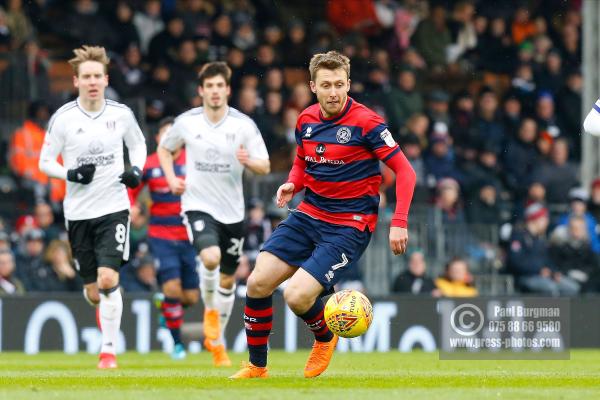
148,237,199,289
261,211,372,290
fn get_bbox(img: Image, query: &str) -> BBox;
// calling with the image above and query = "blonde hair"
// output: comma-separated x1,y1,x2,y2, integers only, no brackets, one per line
308,51,350,81
68,45,110,76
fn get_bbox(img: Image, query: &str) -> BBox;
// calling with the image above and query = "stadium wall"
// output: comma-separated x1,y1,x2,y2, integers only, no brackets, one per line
0,294,597,353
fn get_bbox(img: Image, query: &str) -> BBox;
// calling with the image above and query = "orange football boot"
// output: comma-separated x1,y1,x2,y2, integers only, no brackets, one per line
303,335,338,378
97,353,118,369
229,362,268,379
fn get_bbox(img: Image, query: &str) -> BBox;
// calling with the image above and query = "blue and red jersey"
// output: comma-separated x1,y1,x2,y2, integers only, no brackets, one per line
129,150,188,241
287,97,416,232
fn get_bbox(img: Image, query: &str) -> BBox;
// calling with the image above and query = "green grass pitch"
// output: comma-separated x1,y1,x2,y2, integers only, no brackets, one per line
1,350,599,399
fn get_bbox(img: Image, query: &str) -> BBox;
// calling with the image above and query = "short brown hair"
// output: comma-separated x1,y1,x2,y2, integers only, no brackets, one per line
308,51,350,81
198,61,232,86
68,45,110,76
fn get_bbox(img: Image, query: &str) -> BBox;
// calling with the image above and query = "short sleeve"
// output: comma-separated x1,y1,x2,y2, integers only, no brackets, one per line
160,119,186,151
245,119,269,160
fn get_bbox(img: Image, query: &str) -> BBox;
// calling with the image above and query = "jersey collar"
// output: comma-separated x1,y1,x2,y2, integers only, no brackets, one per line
76,98,107,120
319,97,352,123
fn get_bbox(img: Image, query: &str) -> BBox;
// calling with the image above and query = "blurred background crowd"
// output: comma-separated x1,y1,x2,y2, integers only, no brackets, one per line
0,0,595,298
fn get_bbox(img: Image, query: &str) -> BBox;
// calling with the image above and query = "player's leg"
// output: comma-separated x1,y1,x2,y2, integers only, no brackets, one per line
150,238,187,359
287,221,372,378
94,210,130,369
183,211,222,341
230,212,315,379
67,219,104,344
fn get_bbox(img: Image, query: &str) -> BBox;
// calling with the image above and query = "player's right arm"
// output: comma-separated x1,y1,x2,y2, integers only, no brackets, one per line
583,99,600,136
157,119,185,195
39,114,96,184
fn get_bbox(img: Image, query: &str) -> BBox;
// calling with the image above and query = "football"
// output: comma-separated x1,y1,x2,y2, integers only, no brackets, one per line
324,289,373,338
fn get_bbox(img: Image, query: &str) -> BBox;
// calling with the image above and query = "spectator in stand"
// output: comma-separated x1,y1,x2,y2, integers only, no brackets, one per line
15,228,46,291
507,202,579,296
449,90,476,158
559,23,581,71
550,215,600,293
41,240,82,292
392,248,438,296
412,5,451,71
478,16,515,74
557,68,583,160
385,67,423,134
473,87,505,155
399,133,426,188
34,202,61,244
0,231,11,251
0,249,24,295
5,0,33,50
110,43,147,100
502,117,539,201
446,0,477,65
424,123,462,185
435,257,478,297
148,14,185,64
556,187,600,254
466,181,505,226
120,255,157,293
531,137,578,205
535,49,564,96
244,198,272,265
501,91,523,138
133,0,164,54
425,89,450,126
110,2,140,54
511,6,537,45
401,113,429,150
182,0,214,39
9,101,65,207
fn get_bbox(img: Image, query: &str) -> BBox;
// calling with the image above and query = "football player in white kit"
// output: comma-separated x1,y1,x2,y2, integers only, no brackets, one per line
158,62,270,367
39,46,147,369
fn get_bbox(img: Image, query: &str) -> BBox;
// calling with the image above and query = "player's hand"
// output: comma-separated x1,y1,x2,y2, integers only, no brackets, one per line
119,166,142,188
167,176,186,195
236,144,250,166
276,182,295,208
67,163,96,184
389,226,408,255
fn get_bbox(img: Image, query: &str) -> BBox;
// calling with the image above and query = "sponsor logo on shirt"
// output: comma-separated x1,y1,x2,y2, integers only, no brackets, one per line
304,155,345,165
316,143,326,155
303,126,313,138
380,129,397,147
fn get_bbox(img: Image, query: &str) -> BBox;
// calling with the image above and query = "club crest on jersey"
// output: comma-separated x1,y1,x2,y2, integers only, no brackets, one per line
106,120,116,131
88,140,104,155
316,143,326,155
336,126,352,144
380,129,396,147
205,147,220,161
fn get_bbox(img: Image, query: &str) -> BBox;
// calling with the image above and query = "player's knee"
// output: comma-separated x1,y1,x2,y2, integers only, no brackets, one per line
97,270,119,289
283,286,309,313
220,274,235,289
200,248,221,268
83,288,100,305
182,291,199,305
246,272,273,298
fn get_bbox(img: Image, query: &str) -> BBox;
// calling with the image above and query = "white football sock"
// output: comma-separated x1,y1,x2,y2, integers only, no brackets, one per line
214,284,236,345
99,287,122,355
200,263,219,309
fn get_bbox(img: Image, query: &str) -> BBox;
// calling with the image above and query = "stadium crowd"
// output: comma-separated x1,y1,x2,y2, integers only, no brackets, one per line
0,0,596,297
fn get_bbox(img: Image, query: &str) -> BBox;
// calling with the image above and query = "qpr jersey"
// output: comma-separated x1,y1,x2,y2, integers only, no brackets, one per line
40,99,147,221
293,97,401,232
160,106,269,224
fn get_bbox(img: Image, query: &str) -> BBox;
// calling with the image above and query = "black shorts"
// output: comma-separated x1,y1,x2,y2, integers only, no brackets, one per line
183,211,244,276
67,210,130,284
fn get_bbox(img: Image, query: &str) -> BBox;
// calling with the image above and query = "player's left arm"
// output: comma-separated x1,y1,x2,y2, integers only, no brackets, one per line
121,111,147,188
364,117,416,255
239,120,270,175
